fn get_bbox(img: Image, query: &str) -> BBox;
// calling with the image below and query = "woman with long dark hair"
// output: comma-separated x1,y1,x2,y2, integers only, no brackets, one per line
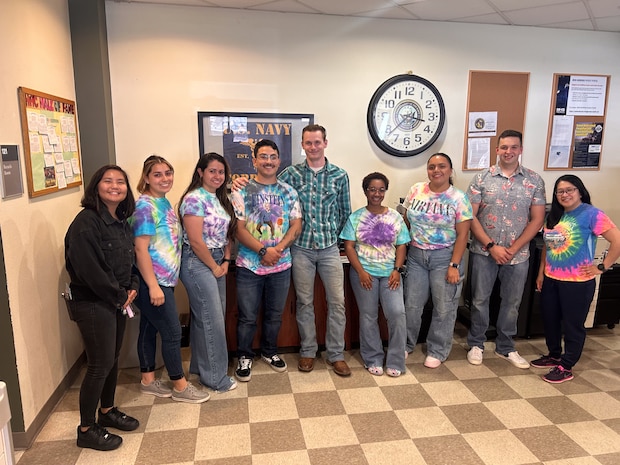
179,153,237,392
65,165,139,451
534,174,620,383
131,155,210,403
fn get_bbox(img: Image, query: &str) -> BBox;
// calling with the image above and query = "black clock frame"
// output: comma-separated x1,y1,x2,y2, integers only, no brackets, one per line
367,74,446,157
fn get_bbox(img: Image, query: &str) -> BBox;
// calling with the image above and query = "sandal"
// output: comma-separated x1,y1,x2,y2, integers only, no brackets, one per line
386,368,401,377
366,366,384,376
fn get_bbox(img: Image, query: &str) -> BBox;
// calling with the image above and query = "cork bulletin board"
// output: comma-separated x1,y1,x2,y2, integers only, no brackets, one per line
18,87,82,198
462,71,530,170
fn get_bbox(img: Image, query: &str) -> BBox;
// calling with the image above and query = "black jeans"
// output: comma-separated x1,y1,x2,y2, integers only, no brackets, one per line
72,300,126,427
540,276,595,370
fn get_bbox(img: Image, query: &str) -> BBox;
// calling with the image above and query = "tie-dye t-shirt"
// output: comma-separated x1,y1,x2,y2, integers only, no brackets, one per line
403,182,473,250
339,207,411,277
231,179,302,275
180,187,230,249
543,203,616,282
130,195,182,287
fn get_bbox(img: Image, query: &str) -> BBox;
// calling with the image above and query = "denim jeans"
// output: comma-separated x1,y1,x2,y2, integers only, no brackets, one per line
236,267,291,358
72,300,126,427
540,276,595,370
467,252,529,355
135,279,184,380
291,244,346,361
180,244,233,391
349,268,406,372
405,246,463,361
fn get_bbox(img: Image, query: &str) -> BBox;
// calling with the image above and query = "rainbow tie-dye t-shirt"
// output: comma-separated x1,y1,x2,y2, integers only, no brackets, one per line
403,182,473,250
340,207,411,277
130,195,182,287
180,187,231,249
543,203,616,282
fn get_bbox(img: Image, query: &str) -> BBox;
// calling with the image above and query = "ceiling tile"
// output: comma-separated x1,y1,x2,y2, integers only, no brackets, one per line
401,0,496,21
487,0,574,10
455,12,509,25
504,2,589,26
248,0,319,14
354,6,419,20
594,15,620,31
588,0,620,17
296,0,396,15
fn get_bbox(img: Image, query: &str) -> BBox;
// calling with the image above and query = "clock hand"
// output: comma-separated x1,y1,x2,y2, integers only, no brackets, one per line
386,113,424,137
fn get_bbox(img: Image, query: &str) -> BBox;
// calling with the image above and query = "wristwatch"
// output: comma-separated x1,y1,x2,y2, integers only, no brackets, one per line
597,263,609,273
258,247,267,257
394,266,406,274
449,262,460,269
485,241,495,251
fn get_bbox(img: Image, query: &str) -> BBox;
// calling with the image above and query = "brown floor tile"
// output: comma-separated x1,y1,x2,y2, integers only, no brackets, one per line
441,403,506,434
199,397,249,426
483,358,533,377
348,411,409,443
511,425,588,462
195,457,253,465
307,445,368,465
594,452,620,465
527,396,596,424
381,384,436,410
294,391,346,418
409,363,458,383
602,417,620,434
247,372,293,397
414,434,485,465
54,387,80,412
135,429,198,465
328,367,379,389
250,419,306,454
15,439,81,465
462,377,522,402
550,375,602,395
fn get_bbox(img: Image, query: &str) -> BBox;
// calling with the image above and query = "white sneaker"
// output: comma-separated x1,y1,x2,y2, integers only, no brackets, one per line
495,350,530,369
467,346,484,365
424,355,442,368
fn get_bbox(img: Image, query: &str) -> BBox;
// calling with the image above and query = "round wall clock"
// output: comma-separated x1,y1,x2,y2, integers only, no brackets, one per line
367,73,446,157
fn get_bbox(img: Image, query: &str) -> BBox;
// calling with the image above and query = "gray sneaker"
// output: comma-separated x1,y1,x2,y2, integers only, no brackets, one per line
171,382,211,403
141,379,172,398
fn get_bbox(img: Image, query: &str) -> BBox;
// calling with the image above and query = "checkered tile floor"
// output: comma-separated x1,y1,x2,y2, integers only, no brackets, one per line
15,323,620,465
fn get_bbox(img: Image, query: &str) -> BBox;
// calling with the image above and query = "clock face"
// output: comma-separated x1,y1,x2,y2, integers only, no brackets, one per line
367,74,446,157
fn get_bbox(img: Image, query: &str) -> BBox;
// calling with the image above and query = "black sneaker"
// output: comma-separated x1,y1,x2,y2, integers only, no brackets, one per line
261,354,287,373
77,423,122,451
235,356,253,382
97,407,139,431
543,365,574,384
531,355,561,368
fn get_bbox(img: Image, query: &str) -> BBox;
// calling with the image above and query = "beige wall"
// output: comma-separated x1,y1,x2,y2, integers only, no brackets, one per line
0,0,84,428
106,3,620,222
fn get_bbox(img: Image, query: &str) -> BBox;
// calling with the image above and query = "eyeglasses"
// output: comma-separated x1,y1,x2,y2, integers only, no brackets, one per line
256,154,279,161
555,187,578,196
366,187,386,193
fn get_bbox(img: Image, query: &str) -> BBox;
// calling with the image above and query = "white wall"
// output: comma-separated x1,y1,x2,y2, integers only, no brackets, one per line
0,0,83,428
106,3,620,222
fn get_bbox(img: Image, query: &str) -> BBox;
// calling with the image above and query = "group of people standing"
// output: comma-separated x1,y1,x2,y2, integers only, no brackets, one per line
63,126,620,452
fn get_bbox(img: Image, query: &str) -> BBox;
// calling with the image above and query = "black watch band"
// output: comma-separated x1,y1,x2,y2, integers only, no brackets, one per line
485,241,495,251
394,266,405,274
258,247,267,257
597,263,608,273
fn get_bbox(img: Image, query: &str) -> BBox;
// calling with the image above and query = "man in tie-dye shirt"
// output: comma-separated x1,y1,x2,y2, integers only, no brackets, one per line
231,139,302,383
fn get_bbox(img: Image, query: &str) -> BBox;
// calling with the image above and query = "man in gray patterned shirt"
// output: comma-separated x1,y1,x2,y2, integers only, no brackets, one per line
466,129,546,369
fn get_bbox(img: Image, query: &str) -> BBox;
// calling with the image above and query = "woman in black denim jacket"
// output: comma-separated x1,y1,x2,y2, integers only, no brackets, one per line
65,165,139,451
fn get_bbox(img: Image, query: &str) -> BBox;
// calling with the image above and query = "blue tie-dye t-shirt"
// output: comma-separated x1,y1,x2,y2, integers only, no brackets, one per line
340,207,411,277
543,203,616,282
130,194,182,287
180,187,230,249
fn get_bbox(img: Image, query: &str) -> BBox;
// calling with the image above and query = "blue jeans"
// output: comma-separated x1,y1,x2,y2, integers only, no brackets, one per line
540,276,595,370
135,278,184,380
350,268,406,372
236,267,291,358
179,244,233,391
71,300,126,427
291,244,346,361
405,246,463,361
467,252,529,354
